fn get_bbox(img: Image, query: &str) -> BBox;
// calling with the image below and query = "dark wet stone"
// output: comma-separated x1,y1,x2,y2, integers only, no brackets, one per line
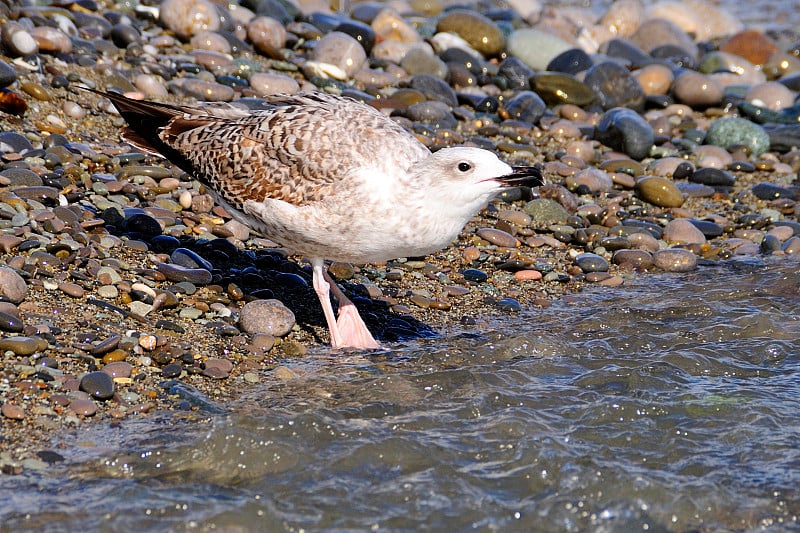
675,181,715,197
575,253,610,273
162,363,182,378
161,380,227,414
436,9,505,56
334,20,375,54
457,93,498,112
0,311,23,333
12,186,60,205
440,48,486,75
110,23,140,47
650,44,697,69
622,219,663,239
530,72,595,106
495,297,522,312
0,168,43,186
705,117,770,157
751,183,796,200
274,272,308,288
462,268,488,283
689,219,724,238
0,132,34,153
729,161,756,172
546,48,592,74
612,249,653,268
601,38,652,68
0,60,16,88
409,74,457,107
690,167,735,186
150,235,181,253
584,61,646,112
596,236,631,251
673,161,695,179
79,371,114,400
504,90,546,124
498,57,534,89
764,124,800,153
761,234,782,254
404,101,457,128
595,108,654,160
125,213,162,237
635,176,684,207
171,248,213,271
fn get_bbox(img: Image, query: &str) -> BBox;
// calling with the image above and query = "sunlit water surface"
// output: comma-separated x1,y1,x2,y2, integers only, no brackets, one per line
3,260,799,532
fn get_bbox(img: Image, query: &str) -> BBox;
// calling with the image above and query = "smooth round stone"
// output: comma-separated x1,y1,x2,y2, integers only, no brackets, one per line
706,117,771,158
567,168,613,193
160,0,221,39
627,231,661,252
171,248,213,271
69,399,97,416
719,30,778,66
79,371,114,400
751,183,795,200
495,298,522,313
761,234,783,253
504,91,546,124
0,311,23,333
652,249,698,272
507,28,572,71
594,108,654,160
436,10,504,56
156,263,213,285
110,23,141,48
1,403,25,420
630,18,697,58
612,249,653,268
689,167,735,186
498,57,534,89
58,282,85,298
30,27,72,54
125,213,162,237
312,32,367,78
783,236,800,254
462,268,488,283
584,62,646,112
663,219,706,244
404,101,457,128
546,48,592,75
409,74,458,107
247,15,286,53
239,299,295,337
162,363,182,378
0,131,33,153
672,71,722,106
169,78,235,102
0,336,47,355
635,176,684,208
523,199,570,224
530,72,595,106
334,20,376,54
2,22,38,57
102,362,133,379
477,228,518,248
400,48,447,78
574,253,609,273
0,267,28,304
634,64,674,96
689,220,724,238
602,38,652,68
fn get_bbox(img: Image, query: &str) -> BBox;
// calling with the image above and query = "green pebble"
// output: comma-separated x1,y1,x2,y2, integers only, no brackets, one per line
705,117,770,157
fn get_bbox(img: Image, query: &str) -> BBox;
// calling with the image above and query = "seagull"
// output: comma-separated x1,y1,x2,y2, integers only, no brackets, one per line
91,89,543,350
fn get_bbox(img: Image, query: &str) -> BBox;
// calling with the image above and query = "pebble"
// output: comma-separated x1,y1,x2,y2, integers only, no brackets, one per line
436,10,504,56
312,32,367,78
79,371,115,400
239,299,296,336
524,199,570,224
0,336,47,355
69,399,97,417
635,176,684,207
0,267,28,304
507,29,572,71
594,107,654,160
705,117,771,157
584,62,646,112
156,263,213,285
159,0,221,39
690,167,736,187
2,403,25,420
102,362,133,379
663,219,707,244
477,228,518,248
0,311,23,333
652,249,698,272
574,253,610,273
672,72,722,106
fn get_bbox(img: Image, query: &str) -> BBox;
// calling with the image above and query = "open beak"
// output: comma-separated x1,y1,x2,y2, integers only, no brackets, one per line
496,166,544,188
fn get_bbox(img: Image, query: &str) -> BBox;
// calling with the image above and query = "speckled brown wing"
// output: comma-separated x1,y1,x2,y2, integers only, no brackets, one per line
160,92,431,209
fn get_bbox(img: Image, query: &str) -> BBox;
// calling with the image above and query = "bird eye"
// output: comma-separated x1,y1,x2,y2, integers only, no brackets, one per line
458,162,472,172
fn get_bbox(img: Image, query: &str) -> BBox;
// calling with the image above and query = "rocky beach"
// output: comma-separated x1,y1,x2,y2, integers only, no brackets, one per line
0,0,799,481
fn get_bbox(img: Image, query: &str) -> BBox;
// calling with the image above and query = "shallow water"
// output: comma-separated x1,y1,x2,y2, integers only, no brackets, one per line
3,260,799,532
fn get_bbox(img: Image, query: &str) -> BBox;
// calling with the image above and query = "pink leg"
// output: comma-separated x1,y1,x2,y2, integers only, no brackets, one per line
311,259,379,350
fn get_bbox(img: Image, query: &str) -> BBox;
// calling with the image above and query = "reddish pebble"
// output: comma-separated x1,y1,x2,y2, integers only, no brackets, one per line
69,399,97,416
514,270,543,281
719,30,778,66
2,402,25,420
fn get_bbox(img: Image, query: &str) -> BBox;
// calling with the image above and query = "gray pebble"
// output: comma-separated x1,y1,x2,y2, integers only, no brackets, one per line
79,371,115,400
239,299,296,337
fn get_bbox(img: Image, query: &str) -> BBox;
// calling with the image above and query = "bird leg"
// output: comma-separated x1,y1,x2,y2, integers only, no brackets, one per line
311,260,379,350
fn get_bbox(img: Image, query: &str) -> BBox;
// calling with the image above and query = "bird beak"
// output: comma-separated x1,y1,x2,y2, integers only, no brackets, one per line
496,166,544,188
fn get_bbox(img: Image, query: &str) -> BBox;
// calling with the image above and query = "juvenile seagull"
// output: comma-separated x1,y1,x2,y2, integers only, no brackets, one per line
94,90,543,350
